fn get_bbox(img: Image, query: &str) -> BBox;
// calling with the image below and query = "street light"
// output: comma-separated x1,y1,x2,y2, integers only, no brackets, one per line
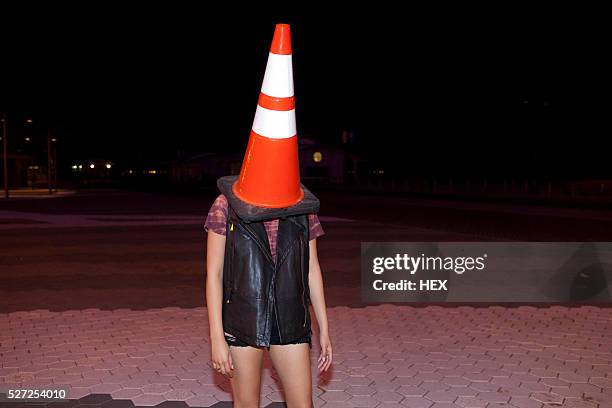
2,113,7,199
52,138,58,192
47,129,52,194
46,129,59,194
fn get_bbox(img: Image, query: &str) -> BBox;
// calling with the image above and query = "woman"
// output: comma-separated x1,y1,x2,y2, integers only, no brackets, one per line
205,191,333,407
205,22,331,406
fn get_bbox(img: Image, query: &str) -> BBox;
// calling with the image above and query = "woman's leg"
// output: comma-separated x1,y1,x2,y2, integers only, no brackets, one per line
269,343,313,408
228,344,265,408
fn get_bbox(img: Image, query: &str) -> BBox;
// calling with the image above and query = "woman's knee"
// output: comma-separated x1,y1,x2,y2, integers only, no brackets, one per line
228,346,264,404
285,398,313,408
232,395,261,408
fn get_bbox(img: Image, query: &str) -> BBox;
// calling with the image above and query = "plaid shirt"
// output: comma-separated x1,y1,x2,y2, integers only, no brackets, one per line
204,194,325,262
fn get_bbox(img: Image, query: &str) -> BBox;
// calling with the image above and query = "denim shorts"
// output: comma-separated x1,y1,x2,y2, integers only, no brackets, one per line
225,306,312,350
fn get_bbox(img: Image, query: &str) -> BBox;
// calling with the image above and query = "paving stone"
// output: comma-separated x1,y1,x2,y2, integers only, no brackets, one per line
68,388,93,399
154,401,190,408
392,377,423,387
318,380,349,391
528,368,558,378
319,401,354,408
589,376,612,388
372,391,404,403
569,383,603,394
111,389,143,399
414,373,443,382
490,378,521,388
529,392,564,405
368,372,396,382
378,403,405,408
461,373,491,382
163,388,196,401
441,377,470,387
559,372,589,383
424,390,457,403
77,393,113,404
320,390,351,402
399,397,433,408
346,376,374,387
346,395,382,407
474,391,509,403
496,387,530,398
557,399,598,408
451,388,478,398
468,382,499,393
89,383,123,394
550,387,585,398
397,386,428,397
419,382,449,392
453,396,487,407
346,386,377,396
518,381,550,393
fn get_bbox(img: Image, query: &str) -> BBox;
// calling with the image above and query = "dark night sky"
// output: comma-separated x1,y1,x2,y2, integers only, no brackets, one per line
1,6,609,179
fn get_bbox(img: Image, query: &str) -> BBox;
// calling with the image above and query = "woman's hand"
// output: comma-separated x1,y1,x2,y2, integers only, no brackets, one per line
211,338,234,378
317,331,332,373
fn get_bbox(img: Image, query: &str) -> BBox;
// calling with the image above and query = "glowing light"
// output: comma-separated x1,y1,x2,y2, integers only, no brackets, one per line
90,164,95,169
313,151,323,163
106,163,112,169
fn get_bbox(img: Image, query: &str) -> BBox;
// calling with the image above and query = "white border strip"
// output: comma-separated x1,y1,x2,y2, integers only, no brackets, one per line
252,105,296,139
261,53,294,98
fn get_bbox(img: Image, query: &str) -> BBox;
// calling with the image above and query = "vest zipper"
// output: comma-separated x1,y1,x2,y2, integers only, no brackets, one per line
226,222,234,303
300,235,307,327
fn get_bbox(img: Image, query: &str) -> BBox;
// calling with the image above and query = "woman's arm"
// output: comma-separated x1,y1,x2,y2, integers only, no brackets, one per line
308,238,328,333
308,238,332,372
206,230,234,377
206,230,226,343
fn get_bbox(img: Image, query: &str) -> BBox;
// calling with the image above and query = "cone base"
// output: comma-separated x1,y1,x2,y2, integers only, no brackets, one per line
232,180,304,209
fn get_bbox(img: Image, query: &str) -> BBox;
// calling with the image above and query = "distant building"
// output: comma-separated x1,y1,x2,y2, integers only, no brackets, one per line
170,151,244,185
170,137,361,186
0,152,39,188
69,158,117,186
298,137,360,184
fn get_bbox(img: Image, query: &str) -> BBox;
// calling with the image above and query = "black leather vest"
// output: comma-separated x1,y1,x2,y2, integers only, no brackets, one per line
217,175,320,347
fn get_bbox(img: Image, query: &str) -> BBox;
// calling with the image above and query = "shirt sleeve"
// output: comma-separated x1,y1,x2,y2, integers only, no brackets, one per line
204,194,228,236
308,213,325,241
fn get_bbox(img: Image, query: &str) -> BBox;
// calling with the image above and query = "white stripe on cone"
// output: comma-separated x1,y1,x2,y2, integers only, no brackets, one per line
261,53,294,98
252,105,296,139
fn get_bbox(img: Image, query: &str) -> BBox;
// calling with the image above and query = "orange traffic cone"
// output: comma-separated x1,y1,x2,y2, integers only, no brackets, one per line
231,24,304,208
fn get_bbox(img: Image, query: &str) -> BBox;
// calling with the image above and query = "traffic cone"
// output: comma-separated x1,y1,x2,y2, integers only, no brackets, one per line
231,23,304,208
